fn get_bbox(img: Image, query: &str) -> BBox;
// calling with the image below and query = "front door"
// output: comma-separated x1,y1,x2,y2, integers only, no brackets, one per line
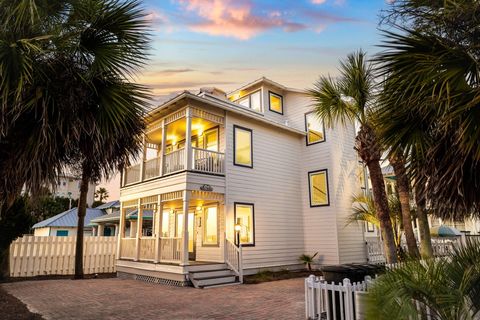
176,211,196,261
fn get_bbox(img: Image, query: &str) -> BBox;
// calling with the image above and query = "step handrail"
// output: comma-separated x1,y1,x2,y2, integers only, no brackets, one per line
224,234,243,283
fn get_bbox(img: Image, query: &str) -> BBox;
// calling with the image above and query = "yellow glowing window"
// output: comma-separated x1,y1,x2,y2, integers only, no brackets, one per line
234,203,254,245
269,92,283,114
203,207,218,245
309,170,329,206
204,128,218,151
234,126,252,167
305,112,325,145
161,211,170,237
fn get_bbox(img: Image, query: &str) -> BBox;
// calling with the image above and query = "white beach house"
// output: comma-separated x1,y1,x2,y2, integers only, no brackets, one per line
116,77,366,287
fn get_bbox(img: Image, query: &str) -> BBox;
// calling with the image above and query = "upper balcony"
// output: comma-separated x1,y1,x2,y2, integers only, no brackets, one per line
122,106,225,187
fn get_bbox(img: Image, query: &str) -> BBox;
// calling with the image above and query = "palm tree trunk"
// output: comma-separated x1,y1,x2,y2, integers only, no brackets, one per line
367,161,398,264
74,166,90,279
389,155,420,258
414,187,433,258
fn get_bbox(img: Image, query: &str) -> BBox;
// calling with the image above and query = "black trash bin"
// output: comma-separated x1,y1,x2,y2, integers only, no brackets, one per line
320,264,385,319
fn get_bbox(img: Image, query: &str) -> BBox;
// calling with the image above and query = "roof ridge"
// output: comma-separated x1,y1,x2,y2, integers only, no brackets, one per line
32,207,76,228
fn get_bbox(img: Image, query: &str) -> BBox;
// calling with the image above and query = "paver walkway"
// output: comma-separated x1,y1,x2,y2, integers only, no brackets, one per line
2,278,305,320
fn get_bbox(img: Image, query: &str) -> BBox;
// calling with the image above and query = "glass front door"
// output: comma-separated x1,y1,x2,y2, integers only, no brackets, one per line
176,211,196,260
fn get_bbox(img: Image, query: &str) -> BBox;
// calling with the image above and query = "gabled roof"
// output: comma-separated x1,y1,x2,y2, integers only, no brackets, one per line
89,211,121,225
95,200,120,210
32,208,105,229
227,77,306,96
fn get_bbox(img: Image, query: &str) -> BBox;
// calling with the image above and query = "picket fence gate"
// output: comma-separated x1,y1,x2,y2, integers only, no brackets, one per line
9,236,117,277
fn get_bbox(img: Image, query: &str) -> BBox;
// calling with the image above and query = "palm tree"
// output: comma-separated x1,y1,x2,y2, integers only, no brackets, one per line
0,0,150,279
95,188,109,203
376,0,480,221
365,240,480,319
388,153,420,258
299,253,318,271
309,51,398,263
350,193,403,251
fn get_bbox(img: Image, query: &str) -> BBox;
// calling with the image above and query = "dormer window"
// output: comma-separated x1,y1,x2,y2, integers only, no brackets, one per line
269,91,283,114
237,90,261,113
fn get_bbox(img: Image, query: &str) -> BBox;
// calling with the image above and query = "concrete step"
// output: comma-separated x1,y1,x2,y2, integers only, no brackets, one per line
187,263,228,272
192,275,236,288
190,269,234,279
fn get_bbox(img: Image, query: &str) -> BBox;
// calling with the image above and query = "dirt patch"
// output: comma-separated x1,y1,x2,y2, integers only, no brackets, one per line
0,286,43,320
244,269,323,284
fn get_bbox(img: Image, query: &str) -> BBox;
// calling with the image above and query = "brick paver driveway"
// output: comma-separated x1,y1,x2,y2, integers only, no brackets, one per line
2,278,305,320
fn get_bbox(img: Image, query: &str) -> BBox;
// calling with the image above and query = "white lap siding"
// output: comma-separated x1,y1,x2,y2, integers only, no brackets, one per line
225,113,305,271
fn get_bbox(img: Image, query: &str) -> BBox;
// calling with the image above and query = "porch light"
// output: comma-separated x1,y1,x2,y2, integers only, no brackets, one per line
196,206,202,211
234,219,242,246
234,223,242,232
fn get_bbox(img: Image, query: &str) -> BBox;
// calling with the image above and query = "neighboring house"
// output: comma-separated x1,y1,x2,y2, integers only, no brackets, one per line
32,207,105,237
89,200,121,237
52,171,96,206
117,77,364,287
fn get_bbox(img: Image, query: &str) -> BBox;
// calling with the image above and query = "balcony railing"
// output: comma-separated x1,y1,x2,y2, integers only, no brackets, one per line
123,147,225,186
193,148,224,174
163,148,186,175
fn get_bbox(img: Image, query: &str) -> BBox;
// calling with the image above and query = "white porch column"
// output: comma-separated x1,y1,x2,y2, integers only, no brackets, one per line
97,224,104,237
154,196,163,263
114,224,119,236
185,107,193,171
180,190,190,266
116,203,125,259
140,135,147,181
160,119,166,176
134,199,143,261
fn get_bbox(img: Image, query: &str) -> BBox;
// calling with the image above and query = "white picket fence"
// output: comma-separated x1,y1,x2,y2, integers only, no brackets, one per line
9,236,117,277
305,275,372,320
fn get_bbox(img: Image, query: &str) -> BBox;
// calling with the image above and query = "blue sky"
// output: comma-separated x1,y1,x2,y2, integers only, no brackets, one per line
139,0,390,100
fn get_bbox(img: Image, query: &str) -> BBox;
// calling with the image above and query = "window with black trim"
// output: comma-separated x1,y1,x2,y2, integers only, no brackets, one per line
234,203,255,246
305,112,325,145
233,125,253,168
269,91,283,114
236,90,262,112
308,169,330,207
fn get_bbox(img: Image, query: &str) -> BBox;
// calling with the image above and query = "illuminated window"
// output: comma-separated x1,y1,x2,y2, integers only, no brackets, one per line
308,170,329,207
236,90,262,112
234,203,254,245
203,206,218,245
305,112,325,145
269,92,283,114
176,213,183,237
233,126,253,168
161,211,170,237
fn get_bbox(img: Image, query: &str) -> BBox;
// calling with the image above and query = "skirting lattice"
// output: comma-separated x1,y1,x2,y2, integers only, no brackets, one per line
117,272,189,287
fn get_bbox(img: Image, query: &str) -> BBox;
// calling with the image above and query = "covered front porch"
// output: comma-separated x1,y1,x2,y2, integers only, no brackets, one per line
116,190,241,285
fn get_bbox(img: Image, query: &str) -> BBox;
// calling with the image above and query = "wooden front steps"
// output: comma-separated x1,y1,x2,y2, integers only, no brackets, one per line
188,263,240,289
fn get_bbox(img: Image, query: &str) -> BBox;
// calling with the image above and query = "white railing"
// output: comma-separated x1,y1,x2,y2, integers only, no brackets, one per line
163,148,185,175
366,239,386,264
9,236,117,277
305,275,371,320
124,164,141,185
120,238,136,259
138,237,156,261
143,157,161,180
192,148,225,174
159,237,182,263
224,237,243,283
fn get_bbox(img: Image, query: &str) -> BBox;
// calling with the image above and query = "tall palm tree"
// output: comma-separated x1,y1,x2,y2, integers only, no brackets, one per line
376,0,480,220
388,153,420,258
309,51,398,263
0,0,150,279
365,240,480,319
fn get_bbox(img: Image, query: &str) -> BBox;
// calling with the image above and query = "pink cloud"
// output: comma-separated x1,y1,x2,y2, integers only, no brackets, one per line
311,0,327,4
177,0,306,40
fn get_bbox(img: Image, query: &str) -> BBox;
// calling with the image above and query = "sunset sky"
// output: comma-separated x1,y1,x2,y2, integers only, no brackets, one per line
99,0,390,200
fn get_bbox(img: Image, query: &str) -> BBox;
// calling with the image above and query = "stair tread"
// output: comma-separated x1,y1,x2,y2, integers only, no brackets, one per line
190,268,231,274
193,275,236,281
202,281,241,289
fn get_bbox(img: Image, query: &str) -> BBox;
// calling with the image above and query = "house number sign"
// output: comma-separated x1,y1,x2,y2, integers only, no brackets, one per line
200,184,213,191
